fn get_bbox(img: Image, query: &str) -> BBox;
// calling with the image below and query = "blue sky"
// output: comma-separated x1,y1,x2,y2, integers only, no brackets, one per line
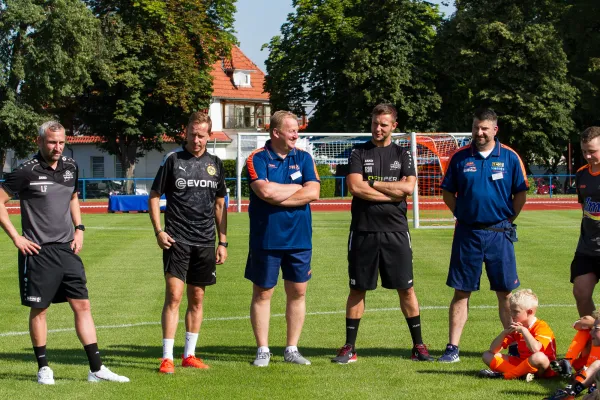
233,0,456,73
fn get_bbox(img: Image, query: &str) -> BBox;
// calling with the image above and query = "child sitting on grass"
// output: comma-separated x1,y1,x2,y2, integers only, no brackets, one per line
545,312,600,399
479,289,557,381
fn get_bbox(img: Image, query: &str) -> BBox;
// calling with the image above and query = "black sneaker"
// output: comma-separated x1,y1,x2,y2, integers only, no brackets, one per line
543,388,575,400
331,344,357,364
478,369,503,379
411,343,433,361
550,359,573,378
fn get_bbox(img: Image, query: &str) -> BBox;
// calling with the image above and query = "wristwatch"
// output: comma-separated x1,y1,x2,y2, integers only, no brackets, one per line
368,179,375,188
218,241,228,248
75,224,85,231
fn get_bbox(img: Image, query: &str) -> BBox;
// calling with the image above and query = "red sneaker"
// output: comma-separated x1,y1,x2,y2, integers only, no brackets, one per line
411,343,434,361
159,358,175,374
182,355,210,369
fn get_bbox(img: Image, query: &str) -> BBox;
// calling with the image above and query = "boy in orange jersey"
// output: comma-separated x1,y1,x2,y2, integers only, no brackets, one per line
479,289,557,380
545,312,600,399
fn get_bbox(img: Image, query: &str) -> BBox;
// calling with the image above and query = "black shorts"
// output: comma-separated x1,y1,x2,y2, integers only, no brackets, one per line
348,231,413,290
163,242,216,286
19,242,89,308
570,252,600,283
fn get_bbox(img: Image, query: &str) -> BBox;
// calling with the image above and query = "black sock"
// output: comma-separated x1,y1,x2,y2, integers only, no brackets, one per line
345,318,361,348
84,343,102,373
33,346,49,369
406,315,423,345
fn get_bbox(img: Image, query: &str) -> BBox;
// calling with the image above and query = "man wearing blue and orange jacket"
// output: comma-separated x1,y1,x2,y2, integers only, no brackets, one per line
438,108,529,363
245,110,320,367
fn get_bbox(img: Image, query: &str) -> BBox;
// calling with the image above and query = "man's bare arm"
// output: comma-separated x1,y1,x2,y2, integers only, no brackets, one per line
347,173,401,202
279,181,320,207
442,190,457,213
0,188,40,255
372,176,416,198
510,191,527,223
250,180,303,205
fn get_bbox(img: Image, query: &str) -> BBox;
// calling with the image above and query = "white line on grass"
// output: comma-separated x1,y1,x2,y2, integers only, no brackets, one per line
0,303,574,338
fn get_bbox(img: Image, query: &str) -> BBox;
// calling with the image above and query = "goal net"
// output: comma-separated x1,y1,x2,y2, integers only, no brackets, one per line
235,132,471,228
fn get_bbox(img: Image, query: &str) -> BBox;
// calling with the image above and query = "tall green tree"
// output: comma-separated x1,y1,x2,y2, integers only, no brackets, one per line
264,0,442,133
79,0,236,185
435,0,577,169
560,0,600,130
0,0,103,175
557,0,600,170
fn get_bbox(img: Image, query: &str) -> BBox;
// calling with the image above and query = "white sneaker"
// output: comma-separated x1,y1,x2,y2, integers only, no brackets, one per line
37,366,55,385
88,365,130,383
252,349,271,367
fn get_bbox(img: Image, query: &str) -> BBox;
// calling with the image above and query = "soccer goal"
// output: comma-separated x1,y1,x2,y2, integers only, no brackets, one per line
235,131,471,228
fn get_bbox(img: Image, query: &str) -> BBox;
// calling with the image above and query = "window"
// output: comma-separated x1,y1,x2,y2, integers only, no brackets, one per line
224,103,271,129
233,71,251,87
91,156,104,178
115,157,124,178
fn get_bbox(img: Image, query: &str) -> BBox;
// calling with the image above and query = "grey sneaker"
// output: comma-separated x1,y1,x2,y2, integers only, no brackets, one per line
88,365,130,382
284,350,311,365
37,366,55,385
252,349,271,367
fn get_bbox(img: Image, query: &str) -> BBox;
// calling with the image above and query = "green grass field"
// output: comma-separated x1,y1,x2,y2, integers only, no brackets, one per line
0,210,585,399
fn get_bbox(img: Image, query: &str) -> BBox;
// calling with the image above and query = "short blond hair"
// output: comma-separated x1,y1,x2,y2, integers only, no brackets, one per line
269,110,297,135
509,289,539,310
592,310,600,320
187,111,212,133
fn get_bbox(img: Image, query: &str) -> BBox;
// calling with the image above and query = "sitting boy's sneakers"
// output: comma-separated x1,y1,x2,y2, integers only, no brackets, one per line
331,344,357,364
37,366,55,385
411,343,433,361
550,359,573,378
88,365,130,383
438,344,460,363
543,389,575,400
478,369,503,379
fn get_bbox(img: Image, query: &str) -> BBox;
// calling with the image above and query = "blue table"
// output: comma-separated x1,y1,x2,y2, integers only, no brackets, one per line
108,195,166,212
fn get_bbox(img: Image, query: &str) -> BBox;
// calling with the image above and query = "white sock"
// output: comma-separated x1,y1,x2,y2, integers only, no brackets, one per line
162,338,174,360
184,332,199,358
285,345,298,353
258,346,269,353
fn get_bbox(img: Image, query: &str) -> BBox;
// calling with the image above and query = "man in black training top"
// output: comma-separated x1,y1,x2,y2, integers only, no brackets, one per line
0,121,129,384
332,104,433,363
149,112,228,374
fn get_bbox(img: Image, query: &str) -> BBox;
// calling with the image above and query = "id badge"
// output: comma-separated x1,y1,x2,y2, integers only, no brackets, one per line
291,171,302,180
492,172,503,180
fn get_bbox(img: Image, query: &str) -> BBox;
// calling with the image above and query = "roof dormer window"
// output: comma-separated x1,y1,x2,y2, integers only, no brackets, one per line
233,70,251,87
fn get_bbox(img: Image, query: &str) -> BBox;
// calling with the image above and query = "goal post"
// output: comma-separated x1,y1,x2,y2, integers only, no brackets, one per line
235,131,471,228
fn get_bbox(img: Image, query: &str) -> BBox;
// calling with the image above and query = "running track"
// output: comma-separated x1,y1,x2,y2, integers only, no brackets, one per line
4,198,581,214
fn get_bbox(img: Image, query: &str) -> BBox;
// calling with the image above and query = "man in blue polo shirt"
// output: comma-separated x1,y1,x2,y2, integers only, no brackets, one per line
438,108,528,363
245,110,320,367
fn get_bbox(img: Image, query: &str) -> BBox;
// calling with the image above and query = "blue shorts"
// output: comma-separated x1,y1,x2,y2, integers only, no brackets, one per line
244,248,312,289
447,220,519,292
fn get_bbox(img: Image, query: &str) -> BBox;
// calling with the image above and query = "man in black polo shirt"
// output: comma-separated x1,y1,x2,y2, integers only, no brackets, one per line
149,112,227,374
332,104,432,364
0,121,129,384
